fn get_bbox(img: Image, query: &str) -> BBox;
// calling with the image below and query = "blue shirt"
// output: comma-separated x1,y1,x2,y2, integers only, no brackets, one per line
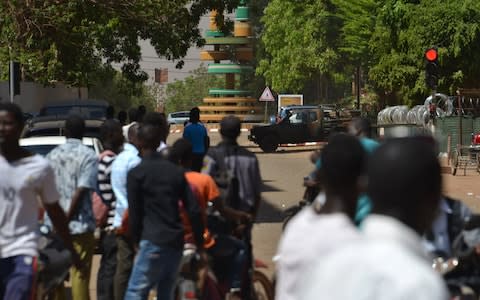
354,138,379,225
46,139,98,234
183,123,208,154
111,143,141,228
315,136,380,225
360,137,379,154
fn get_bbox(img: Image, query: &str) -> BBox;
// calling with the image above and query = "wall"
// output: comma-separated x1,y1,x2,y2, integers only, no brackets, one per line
0,81,88,114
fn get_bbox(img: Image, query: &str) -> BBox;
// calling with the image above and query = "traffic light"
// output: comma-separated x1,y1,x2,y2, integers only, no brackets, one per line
424,48,438,90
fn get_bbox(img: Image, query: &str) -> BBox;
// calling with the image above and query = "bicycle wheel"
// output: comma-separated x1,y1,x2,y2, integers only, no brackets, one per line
252,270,274,300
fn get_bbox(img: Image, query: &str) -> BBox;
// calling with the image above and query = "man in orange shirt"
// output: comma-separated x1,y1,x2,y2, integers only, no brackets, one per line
170,138,250,295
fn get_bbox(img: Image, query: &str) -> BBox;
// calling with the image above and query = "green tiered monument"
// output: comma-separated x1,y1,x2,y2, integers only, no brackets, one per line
199,0,263,122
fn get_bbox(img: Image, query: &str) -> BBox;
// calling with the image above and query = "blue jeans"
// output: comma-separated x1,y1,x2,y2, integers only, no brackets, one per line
0,255,35,300
124,240,182,300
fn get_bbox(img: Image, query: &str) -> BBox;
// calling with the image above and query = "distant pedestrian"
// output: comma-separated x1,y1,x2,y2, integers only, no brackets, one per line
117,110,127,126
122,108,139,142
46,114,98,300
0,103,82,300
302,137,448,300
111,124,141,300
348,117,380,225
96,119,124,300
183,107,209,172
137,105,147,122
348,117,379,154
106,105,115,120
125,114,205,300
276,134,366,300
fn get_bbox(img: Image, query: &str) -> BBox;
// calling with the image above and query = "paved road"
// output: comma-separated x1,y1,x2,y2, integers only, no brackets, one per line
84,131,480,298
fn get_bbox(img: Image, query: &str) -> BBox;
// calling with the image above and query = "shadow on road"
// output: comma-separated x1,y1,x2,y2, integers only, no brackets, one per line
253,148,320,155
256,198,286,223
261,181,283,193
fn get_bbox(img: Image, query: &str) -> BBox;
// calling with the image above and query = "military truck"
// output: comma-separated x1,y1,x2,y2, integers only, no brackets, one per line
248,105,357,152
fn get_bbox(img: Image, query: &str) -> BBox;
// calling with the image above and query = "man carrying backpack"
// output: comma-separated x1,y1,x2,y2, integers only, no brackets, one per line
203,115,262,298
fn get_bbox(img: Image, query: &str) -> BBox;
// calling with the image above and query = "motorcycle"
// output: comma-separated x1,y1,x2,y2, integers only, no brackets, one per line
34,224,72,300
432,216,480,300
174,243,274,300
282,175,320,230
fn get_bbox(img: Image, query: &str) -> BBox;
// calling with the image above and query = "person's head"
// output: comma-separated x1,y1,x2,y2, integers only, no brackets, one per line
64,114,85,139
128,107,139,123
99,119,124,153
137,124,161,155
106,105,115,119
368,138,442,234
138,105,146,122
169,138,193,168
319,133,367,218
220,115,241,141
143,112,169,143
127,123,140,148
117,110,127,125
0,102,25,146
189,107,200,124
349,117,372,138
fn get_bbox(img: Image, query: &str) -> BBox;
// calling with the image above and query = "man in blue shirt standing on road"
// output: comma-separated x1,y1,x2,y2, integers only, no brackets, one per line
111,123,141,300
183,107,209,172
348,117,379,225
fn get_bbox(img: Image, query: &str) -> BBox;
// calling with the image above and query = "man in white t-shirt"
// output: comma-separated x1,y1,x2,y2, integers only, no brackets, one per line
275,134,367,300
0,103,82,300
301,138,448,300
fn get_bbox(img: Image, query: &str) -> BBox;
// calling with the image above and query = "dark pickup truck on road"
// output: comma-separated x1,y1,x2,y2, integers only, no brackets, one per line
248,105,357,152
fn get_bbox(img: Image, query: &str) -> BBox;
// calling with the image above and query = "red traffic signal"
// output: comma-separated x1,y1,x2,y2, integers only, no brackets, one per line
425,48,438,62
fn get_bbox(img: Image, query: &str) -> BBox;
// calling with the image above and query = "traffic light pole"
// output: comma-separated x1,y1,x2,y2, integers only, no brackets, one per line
9,60,14,103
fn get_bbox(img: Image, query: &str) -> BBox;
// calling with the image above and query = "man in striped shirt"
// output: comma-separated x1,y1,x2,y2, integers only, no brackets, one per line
96,119,124,300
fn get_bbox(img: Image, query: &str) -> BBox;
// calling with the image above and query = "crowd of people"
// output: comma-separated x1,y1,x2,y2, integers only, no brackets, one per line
1,100,478,300
0,103,261,300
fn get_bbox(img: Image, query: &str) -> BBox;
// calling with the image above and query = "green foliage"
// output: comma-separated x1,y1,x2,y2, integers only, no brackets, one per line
0,0,240,86
257,0,341,93
259,0,480,107
88,67,157,112
163,65,224,113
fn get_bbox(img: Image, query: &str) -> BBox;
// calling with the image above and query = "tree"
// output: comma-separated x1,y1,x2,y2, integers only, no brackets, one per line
88,67,157,113
0,0,240,86
257,0,341,94
258,0,480,107
368,0,480,105
163,65,224,113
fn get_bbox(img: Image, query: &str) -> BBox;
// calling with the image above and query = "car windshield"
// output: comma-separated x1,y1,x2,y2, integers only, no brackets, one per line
22,144,94,156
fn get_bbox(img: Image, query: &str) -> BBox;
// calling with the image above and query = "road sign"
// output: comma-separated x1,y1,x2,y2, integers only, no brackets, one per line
259,86,275,102
278,94,303,113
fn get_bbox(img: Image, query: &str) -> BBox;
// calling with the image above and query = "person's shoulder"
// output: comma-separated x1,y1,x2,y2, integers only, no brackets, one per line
27,154,53,170
80,143,97,157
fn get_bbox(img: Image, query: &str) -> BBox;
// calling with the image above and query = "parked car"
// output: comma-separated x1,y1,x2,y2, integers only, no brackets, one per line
167,111,190,125
38,99,109,120
22,117,104,138
249,105,357,152
19,136,103,156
